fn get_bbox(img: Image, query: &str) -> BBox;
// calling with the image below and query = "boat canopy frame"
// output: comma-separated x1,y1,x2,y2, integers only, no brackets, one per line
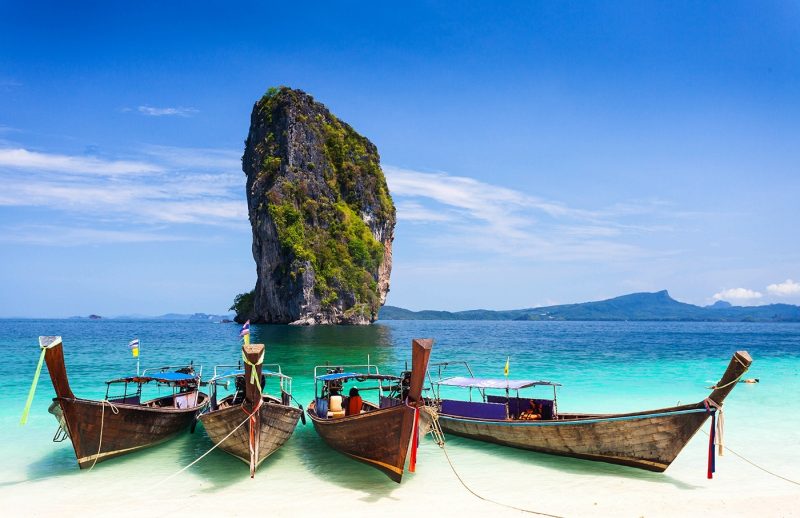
312,361,401,400
207,362,294,404
427,361,561,417
104,364,201,402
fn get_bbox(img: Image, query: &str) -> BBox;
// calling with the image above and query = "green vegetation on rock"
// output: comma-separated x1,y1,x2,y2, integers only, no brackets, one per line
242,86,395,322
229,290,255,319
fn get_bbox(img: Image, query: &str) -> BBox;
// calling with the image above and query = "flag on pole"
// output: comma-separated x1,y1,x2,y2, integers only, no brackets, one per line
504,356,510,377
240,320,250,346
129,338,140,358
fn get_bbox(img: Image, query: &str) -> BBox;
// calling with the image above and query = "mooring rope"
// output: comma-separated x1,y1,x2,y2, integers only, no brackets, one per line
421,405,565,517
88,400,119,471
143,410,254,490
700,428,800,487
707,356,749,391
440,443,565,518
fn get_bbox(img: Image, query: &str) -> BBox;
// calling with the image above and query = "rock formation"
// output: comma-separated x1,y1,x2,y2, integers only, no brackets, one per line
238,87,396,325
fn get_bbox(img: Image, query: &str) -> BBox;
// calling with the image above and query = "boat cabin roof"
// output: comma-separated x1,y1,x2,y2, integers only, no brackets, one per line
107,371,197,384
315,372,401,382
434,376,561,390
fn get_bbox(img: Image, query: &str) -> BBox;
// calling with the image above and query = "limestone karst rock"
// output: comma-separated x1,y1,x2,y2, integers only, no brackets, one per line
238,87,395,325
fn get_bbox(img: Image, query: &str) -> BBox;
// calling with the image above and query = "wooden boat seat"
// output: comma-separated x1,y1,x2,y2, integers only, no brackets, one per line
441,399,507,420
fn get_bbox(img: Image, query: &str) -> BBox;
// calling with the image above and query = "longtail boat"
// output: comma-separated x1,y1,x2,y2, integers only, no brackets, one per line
198,343,303,477
36,336,209,469
426,351,751,473
307,338,433,483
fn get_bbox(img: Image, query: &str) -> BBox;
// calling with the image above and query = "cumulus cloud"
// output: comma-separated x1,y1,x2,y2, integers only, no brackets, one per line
0,148,162,175
137,105,198,117
712,288,763,302
766,279,800,296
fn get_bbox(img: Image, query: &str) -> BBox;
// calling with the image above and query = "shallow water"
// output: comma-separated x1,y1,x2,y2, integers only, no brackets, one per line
1,320,798,517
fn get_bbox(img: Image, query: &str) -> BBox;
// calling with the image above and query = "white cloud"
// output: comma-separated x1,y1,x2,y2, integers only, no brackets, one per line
766,279,800,296
0,225,193,246
0,148,162,175
712,288,763,302
384,165,669,261
0,145,247,232
137,105,198,117
141,145,240,170
395,201,454,223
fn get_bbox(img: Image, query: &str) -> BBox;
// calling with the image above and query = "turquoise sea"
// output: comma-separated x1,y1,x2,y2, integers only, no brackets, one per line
1,319,798,517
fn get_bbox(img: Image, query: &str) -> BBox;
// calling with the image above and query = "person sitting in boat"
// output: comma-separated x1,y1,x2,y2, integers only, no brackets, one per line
328,388,345,418
347,386,363,416
740,378,760,384
519,401,542,420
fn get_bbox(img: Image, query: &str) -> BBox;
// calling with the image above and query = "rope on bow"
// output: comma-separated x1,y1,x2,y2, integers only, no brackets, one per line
704,397,724,479
241,397,263,478
240,349,265,395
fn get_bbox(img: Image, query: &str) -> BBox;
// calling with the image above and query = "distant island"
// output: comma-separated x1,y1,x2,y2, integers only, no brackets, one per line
378,290,800,322
70,312,235,322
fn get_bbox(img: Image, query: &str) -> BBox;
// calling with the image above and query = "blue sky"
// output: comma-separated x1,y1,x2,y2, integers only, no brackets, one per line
1,1,799,317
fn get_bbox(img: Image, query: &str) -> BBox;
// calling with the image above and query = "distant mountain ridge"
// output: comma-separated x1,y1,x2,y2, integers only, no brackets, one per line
378,290,800,322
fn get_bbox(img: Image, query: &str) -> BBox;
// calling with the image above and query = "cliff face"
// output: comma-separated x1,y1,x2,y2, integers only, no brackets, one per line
240,87,395,325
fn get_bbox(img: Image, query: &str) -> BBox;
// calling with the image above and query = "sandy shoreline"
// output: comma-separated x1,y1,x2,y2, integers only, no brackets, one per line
2,431,798,518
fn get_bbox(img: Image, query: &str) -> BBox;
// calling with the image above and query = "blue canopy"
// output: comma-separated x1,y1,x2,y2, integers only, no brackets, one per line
435,376,560,390
315,372,400,382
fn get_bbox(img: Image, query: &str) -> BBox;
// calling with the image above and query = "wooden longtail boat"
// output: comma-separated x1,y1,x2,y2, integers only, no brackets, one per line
427,351,752,472
307,338,433,483
39,336,209,469
198,343,303,477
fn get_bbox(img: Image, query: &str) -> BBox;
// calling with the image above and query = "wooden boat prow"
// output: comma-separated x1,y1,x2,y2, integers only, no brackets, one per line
198,343,303,477
307,338,433,483
40,336,209,469
429,350,752,472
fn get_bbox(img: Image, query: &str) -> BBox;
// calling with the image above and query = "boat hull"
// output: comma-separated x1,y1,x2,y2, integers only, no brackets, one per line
308,401,416,482
199,398,301,467
436,405,711,472
52,394,209,469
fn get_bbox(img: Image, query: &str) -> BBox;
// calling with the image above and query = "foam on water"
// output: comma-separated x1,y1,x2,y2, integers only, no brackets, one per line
1,320,798,516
